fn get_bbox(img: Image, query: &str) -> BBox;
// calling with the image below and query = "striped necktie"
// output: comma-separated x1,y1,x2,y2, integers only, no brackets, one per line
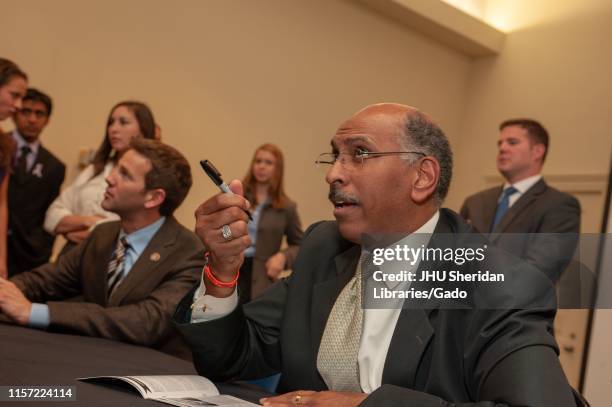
107,237,130,296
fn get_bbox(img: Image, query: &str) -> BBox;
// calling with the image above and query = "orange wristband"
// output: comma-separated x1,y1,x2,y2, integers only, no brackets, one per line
203,257,240,288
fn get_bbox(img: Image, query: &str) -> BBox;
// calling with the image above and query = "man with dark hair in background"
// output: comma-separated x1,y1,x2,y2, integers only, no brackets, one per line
460,119,581,282
8,88,65,276
0,139,203,359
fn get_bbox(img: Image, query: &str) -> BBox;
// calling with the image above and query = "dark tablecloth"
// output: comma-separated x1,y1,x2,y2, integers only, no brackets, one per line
0,323,268,406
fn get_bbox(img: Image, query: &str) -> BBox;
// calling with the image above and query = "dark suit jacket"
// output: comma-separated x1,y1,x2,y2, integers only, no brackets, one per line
8,144,65,276
12,217,204,359
460,179,581,282
250,200,303,298
174,209,577,406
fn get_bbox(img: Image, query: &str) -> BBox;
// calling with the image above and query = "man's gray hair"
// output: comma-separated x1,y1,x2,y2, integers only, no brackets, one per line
399,112,453,205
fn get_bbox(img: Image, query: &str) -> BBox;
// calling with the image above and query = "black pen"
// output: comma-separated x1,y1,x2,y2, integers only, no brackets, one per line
200,159,253,221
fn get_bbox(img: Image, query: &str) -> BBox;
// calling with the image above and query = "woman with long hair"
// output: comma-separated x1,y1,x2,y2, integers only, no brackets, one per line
44,101,156,253
0,58,27,278
239,143,303,302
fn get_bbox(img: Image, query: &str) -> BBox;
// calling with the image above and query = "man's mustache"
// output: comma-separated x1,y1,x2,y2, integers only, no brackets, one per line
328,187,360,205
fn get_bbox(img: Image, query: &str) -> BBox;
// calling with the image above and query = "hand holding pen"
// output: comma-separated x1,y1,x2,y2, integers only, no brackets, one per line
194,160,252,297
200,160,253,221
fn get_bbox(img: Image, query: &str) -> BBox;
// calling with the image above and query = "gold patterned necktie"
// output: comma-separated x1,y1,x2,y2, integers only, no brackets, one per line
316,260,363,392
107,237,130,296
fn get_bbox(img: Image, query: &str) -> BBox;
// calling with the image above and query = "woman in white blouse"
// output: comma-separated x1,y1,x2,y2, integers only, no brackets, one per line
44,101,157,254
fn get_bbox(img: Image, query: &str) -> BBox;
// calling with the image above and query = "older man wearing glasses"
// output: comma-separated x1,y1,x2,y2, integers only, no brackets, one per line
174,103,579,406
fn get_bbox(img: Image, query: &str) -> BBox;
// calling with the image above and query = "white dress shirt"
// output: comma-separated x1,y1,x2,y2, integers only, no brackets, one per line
501,174,542,208
358,211,439,393
190,211,440,394
12,130,40,172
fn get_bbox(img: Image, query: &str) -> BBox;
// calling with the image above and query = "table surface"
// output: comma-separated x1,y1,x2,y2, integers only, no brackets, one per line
0,323,267,406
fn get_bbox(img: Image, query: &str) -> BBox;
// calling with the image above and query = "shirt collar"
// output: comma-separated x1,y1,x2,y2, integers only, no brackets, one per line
504,174,542,195
12,130,41,157
119,217,166,257
362,211,440,290
412,210,440,235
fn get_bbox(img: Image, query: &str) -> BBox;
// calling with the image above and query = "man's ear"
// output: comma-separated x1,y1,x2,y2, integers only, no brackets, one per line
144,188,166,210
410,157,439,204
532,143,545,163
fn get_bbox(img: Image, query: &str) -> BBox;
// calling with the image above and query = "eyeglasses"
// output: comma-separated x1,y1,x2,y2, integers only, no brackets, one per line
315,148,426,167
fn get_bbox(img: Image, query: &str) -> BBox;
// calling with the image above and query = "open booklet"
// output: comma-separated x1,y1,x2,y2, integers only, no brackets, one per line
78,375,260,407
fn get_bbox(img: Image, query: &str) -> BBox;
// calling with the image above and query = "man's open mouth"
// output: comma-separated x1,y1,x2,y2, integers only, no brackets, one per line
333,201,358,209
329,188,360,209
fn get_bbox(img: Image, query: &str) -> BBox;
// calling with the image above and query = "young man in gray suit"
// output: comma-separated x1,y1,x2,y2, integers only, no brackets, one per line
0,138,204,359
460,119,580,282
174,104,580,406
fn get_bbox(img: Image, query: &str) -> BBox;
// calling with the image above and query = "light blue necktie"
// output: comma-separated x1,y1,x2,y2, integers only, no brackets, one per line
491,186,518,231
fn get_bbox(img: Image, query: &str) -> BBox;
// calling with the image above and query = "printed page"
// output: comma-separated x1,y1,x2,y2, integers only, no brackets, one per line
78,375,218,399
157,394,260,406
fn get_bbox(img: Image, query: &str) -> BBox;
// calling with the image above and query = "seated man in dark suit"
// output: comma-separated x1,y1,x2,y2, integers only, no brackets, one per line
460,119,580,283
8,88,66,276
173,104,580,405
0,138,204,359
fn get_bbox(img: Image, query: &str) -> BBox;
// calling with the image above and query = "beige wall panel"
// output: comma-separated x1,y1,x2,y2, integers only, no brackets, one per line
0,0,470,230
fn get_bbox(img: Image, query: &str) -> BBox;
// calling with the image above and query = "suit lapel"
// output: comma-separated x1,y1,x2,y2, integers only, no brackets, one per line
381,211,458,387
90,224,121,306
310,245,360,360
13,147,48,186
107,218,178,305
492,179,547,236
381,308,434,387
481,186,502,233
